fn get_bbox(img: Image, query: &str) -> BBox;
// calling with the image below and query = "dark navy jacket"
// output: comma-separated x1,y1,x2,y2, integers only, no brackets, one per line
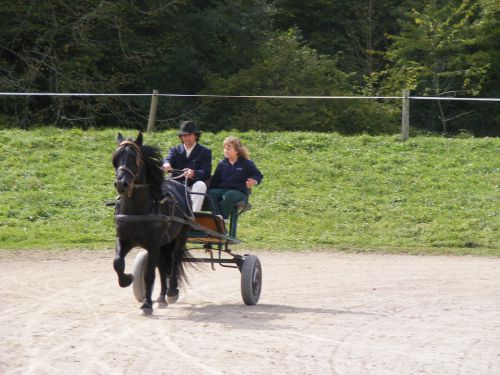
210,157,263,195
165,143,212,186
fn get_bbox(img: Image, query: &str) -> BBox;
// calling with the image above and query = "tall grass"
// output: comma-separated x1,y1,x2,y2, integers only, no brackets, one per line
0,128,498,255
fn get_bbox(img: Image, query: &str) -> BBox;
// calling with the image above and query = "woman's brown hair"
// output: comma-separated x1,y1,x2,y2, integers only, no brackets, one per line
223,136,249,160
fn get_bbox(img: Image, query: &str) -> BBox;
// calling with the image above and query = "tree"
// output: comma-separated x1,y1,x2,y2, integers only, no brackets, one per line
201,30,398,134
0,0,275,129
471,0,500,135
0,0,186,127
148,0,275,129
376,0,493,134
272,0,408,81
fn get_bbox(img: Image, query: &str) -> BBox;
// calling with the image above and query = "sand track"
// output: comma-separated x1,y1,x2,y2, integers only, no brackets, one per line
1,249,499,374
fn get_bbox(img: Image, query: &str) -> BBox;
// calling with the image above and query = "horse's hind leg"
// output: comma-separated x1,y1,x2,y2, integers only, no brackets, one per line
140,247,159,315
166,268,180,304
155,247,169,307
113,239,134,287
166,234,188,304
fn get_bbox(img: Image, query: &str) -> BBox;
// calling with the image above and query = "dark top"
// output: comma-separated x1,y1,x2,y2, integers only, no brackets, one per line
165,143,212,186
210,157,263,195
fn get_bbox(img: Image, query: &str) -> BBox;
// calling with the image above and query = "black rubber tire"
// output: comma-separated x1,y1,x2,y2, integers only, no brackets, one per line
132,250,149,303
241,255,262,305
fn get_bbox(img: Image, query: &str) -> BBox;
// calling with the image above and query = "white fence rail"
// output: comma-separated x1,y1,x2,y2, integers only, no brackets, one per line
1,91,498,140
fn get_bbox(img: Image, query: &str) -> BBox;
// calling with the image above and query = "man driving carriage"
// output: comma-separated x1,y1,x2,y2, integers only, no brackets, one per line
162,121,212,212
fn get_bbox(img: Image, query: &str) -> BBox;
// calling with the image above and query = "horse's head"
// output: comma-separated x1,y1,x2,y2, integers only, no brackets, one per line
113,132,145,197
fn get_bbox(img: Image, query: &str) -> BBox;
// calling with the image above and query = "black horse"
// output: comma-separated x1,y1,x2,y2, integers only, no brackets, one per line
112,131,192,314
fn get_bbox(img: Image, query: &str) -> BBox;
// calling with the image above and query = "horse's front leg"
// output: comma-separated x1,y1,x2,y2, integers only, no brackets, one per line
113,238,134,288
140,248,159,315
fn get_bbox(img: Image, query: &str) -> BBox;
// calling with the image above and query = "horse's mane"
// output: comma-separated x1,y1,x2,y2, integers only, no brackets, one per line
141,144,165,199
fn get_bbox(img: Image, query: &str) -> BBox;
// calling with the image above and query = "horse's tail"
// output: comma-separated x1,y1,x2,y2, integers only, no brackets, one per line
169,225,198,288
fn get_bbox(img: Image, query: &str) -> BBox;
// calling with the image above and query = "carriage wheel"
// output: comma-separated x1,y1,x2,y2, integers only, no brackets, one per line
132,250,149,303
240,255,262,305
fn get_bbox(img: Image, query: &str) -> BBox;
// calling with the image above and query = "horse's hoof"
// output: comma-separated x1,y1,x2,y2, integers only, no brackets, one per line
118,273,134,288
141,308,153,316
157,301,168,309
156,295,168,309
157,295,167,303
141,301,153,315
167,293,179,304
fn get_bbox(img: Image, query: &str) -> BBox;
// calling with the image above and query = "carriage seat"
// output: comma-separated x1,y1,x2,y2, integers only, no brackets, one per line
192,211,226,234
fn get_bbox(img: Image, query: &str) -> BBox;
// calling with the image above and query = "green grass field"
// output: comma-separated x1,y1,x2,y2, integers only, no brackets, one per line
0,127,498,255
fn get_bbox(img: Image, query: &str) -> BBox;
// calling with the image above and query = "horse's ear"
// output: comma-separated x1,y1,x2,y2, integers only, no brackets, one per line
135,131,143,146
117,133,124,145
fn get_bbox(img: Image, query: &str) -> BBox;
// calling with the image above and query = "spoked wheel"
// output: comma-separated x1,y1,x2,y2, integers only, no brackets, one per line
240,255,262,305
132,250,150,303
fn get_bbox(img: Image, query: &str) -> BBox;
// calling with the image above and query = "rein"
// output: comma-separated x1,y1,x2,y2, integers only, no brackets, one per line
166,168,194,217
168,168,188,180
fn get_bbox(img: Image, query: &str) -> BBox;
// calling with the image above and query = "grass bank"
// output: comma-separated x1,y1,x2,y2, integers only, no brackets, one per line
0,128,498,255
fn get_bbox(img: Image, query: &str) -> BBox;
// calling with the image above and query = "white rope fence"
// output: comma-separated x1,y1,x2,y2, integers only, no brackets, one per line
1,92,499,101
1,91,498,140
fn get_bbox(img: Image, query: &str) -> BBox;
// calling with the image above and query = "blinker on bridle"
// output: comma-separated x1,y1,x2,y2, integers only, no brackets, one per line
114,140,150,197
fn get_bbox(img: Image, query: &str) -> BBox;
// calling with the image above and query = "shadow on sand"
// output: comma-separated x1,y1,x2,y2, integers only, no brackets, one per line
146,302,380,329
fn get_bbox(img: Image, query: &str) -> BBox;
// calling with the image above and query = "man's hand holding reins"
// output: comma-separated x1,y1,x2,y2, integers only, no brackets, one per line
183,168,195,179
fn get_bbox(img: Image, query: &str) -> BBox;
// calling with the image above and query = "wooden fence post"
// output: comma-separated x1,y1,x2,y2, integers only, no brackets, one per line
401,89,410,141
147,89,159,133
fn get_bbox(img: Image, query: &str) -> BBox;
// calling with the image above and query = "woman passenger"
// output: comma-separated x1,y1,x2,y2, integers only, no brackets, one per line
208,137,263,220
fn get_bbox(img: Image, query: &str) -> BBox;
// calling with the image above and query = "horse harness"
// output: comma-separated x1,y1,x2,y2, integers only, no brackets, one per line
114,192,233,242
114,140,150,198
115,192,190,222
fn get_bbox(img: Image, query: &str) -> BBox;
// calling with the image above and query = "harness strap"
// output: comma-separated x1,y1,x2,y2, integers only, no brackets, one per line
114,214,237,242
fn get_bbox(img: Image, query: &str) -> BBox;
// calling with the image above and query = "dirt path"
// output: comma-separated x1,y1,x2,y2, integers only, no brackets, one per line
1,249,499,375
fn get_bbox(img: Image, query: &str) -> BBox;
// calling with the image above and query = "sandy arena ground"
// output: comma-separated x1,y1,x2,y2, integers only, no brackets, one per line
1,249,499,375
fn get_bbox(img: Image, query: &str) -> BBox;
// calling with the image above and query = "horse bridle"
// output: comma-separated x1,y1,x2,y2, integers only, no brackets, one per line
115,140,150,198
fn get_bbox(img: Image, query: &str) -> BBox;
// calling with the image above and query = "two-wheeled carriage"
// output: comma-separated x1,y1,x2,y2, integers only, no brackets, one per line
129,188,263,306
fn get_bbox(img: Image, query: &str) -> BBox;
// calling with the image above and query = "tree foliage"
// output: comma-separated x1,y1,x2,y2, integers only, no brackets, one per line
0,0,185,127
202,30,398,133
273,0,410,78
371,0,498,134
0,0,497,135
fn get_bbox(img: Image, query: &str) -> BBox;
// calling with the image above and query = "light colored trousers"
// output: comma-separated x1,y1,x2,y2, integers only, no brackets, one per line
189,181,207,212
